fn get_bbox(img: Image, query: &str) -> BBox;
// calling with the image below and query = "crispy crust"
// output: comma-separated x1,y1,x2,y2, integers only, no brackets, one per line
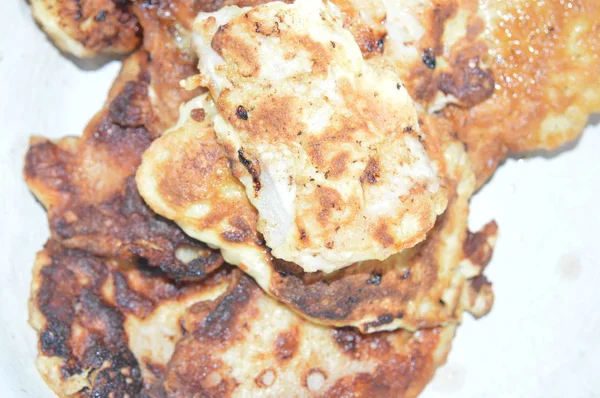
381,0,600,186
165,273,457,398
24,52,223,281
137,95,496,332
30,241,457,397
29,240,235,397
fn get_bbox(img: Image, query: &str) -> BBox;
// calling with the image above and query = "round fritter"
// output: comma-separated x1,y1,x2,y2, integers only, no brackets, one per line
379,0,600,186
191,0,447,273
29,0,141,57
137,94,496,333
24,52,222,281
30,240,456,398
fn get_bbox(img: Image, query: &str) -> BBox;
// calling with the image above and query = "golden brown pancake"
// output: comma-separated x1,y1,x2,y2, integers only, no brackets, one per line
379,0,600,186
24,52,222,281
191,0,448,273
30,240,456,397
137,94,496,332
29,0,141,57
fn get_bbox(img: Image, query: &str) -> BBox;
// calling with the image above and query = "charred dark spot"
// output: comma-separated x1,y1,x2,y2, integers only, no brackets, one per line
439,57,495,106
360,158,380,184
113,271,154,317
404,126,413,133
272,259,305,279
401,269,410,279
191,108,206,122
34,242,143,396
332,327,359,352
195,275,254,341
396,312,404,319
108,81,151,127
89,349,142,397
422,48,436,69
238,149,261,192
181,251,224,280
95,10,108,22
364,314,394,330
145,361,166,379
40,320,70,358
277,269,289,278
113,0,129,8
82,346,109,368
74,0,82,20
366,271,382,286
236,105,249,120
61,360,84,379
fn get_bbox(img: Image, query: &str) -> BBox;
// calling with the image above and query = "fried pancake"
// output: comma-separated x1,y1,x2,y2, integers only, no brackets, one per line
379,0,600,185
29,0,141,58
30,240,456,397
191,0,447,272
137,94,496,332
29,239,234,397
24,52,223,281
164,272,456,398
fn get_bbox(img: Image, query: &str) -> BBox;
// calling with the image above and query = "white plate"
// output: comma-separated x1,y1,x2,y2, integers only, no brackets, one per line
1,1,599,397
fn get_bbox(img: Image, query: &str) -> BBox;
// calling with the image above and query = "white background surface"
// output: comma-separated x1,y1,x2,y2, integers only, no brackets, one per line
1,1,599,397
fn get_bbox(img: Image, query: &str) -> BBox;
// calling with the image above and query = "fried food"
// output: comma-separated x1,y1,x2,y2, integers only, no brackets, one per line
137,94,495,332
164,272,456,397
30,240,456,397
29,239,234,397
33,0,599,187
191,0,447,272
29,0,141,57
24,52,222,281
131,0,208,131
379,0,600,185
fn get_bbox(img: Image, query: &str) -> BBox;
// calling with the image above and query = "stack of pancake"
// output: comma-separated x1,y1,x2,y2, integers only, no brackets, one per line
24,0,599,396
